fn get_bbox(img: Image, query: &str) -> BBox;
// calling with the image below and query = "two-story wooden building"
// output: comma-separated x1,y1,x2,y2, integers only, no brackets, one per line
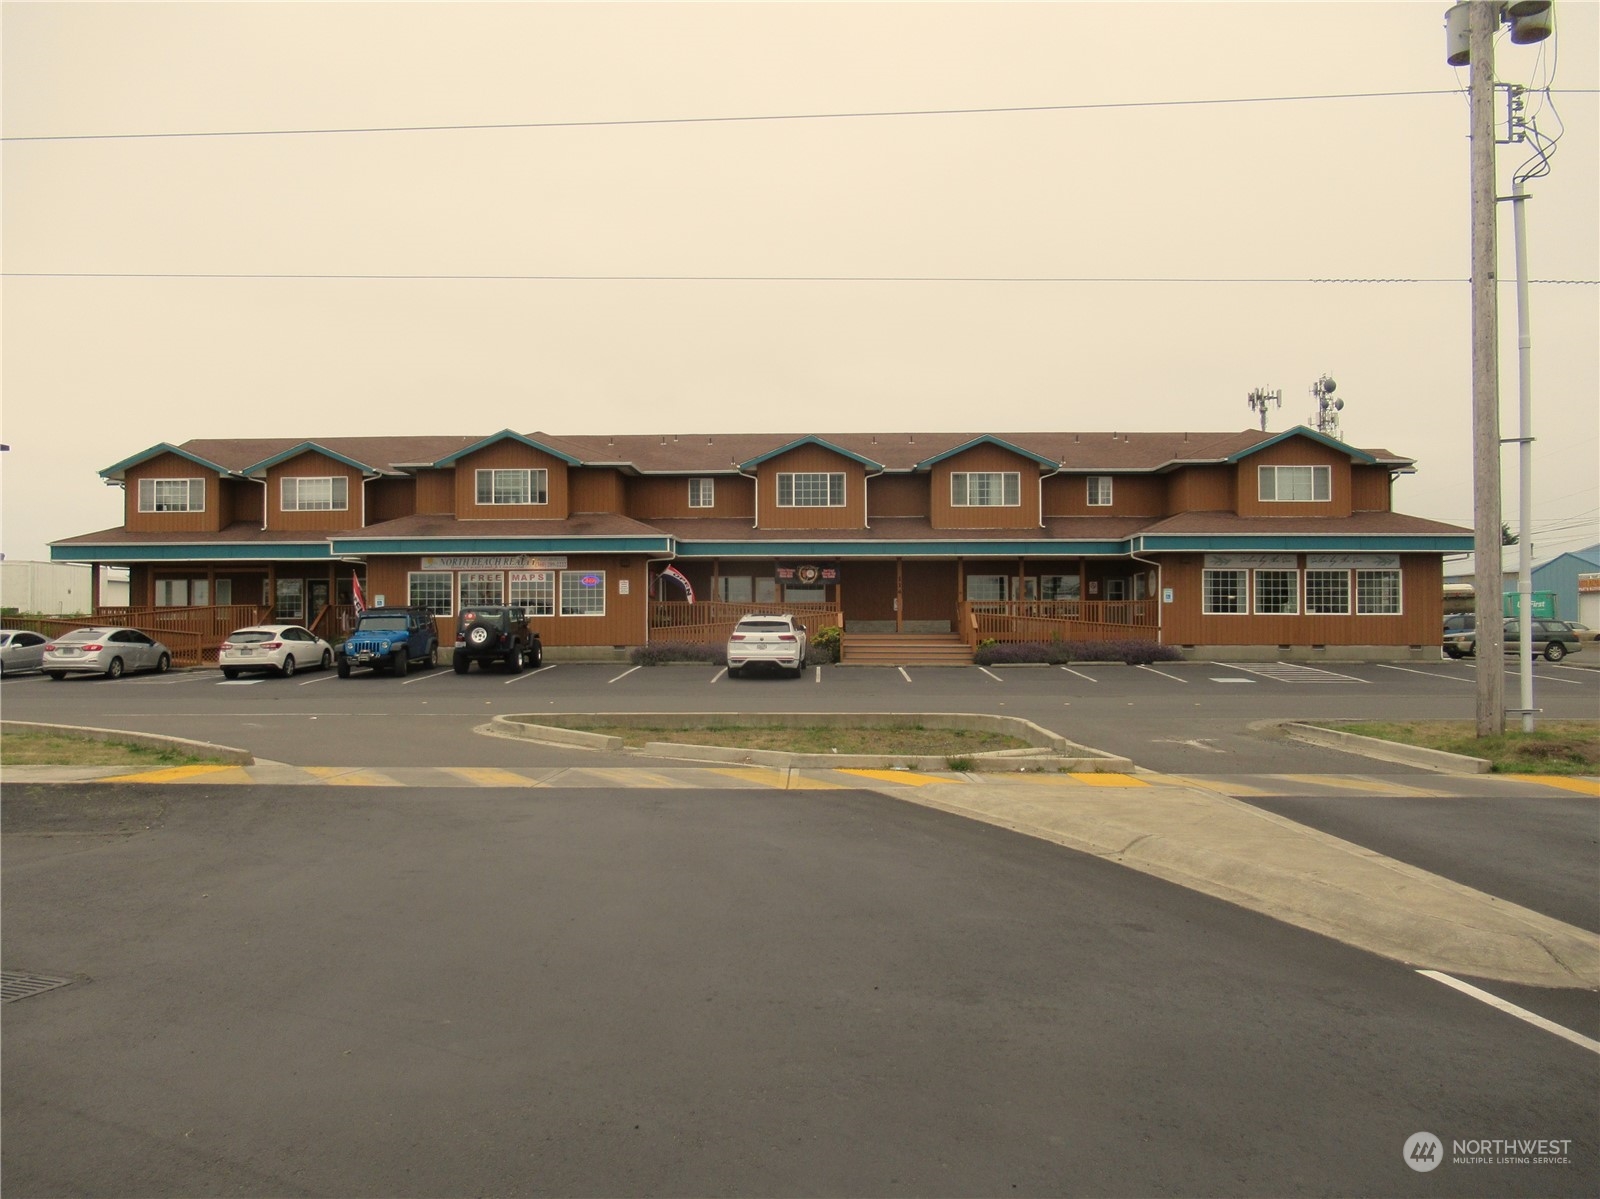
51,426,1472,662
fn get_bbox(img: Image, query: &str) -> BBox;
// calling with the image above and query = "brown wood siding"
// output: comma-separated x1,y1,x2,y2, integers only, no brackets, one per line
568,468,626,513
1235,438,1353,517
1043,473,1165,517
265,450,366,532
903,560,958,623
1350,466,1393,512
368,478,418,523
1158,554,1440,646
372,553,649,648
866,474,928,519
413,470,454,516
626,474,754,520
123,452,223,533
454,443,570,520
848,561,899,622
929,445,1040,530
757,446,866,530
1164,466,1234,515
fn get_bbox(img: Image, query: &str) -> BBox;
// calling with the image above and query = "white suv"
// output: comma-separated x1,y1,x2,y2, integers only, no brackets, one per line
726,614,809,678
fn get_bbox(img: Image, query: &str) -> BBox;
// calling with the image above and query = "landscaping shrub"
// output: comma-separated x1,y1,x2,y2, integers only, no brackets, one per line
811,625,843,664
972,639,1183,667
630,640,727,666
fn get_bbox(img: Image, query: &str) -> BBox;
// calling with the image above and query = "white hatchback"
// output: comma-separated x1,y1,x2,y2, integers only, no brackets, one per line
219,625,334,679
726,614,809,678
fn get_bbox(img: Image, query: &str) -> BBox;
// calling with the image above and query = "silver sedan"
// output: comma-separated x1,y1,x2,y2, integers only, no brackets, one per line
43,626,172,680
1,629,50,676
219,624,333,679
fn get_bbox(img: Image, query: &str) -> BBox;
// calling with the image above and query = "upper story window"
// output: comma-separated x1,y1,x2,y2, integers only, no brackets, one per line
777,472,845,507
138,478,205,513
1259,465,1331,502
281,476,349,511
1086,476,1113,506
688,478,715,508
951,472,1020,507
475,468,548,506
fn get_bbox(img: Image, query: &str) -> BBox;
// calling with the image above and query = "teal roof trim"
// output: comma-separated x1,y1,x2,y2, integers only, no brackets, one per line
1223,426,1379,466
241,441,384,478
675,539,1131,558
914,435,1059,471
51,542,332,563
431,430,584,468
1134,534,1474,553
99,443,233,481
738,437,884,471
328,535,672,555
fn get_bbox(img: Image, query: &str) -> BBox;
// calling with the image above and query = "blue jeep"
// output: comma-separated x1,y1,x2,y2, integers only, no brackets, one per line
336,607,439,677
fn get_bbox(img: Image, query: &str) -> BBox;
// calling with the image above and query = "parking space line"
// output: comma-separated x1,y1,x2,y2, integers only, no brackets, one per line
608,666,641,684
504,664,555,685
1135,664,1187,683
1376,663,1474,683
297,673,337,686
712,667,728,683
1419,971,1600,1055
400,669,451,686
897,667,912,683
979,667,1003,683
1059,666,1098,682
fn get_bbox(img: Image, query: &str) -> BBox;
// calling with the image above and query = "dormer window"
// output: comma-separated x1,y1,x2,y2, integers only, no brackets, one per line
1259,465,1331,502
1086,476,1113,506
138,478,205,512
281,476,349,511
688,478,715,508
476,468,548,506
777,472,845,507
951,472,1020,507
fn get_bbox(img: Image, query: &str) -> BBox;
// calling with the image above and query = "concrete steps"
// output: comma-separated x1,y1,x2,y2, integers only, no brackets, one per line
840,632,974,666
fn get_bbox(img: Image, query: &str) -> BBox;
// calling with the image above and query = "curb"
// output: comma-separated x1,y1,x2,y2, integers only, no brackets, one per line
1278,721,1491,774
1,720,255,766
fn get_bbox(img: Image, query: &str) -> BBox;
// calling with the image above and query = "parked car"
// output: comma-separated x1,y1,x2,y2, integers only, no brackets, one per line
1443,618,1583,662
43,626,172,679
336,607,439,677
726,614,809,678
1557,620,1599,644
0,629,49,676
219,624,333,679
453,606,542,673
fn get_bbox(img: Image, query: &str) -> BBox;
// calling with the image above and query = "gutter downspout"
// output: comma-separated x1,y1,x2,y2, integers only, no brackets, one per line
1129,539,1164,645
643,542,679,645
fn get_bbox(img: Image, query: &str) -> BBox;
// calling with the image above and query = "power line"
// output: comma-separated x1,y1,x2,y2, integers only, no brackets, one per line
4,272,1596,285
0,88,1545,143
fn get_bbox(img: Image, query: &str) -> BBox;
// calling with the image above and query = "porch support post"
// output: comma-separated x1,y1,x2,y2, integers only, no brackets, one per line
895,558,903,633
91,562,102,614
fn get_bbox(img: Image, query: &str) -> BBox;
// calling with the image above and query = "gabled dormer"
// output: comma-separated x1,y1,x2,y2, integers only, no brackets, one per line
1226,427,1376,518
102,444,235,533
433,430,583,520
241,442,382,532
918,436,1056,530
741,437,880,531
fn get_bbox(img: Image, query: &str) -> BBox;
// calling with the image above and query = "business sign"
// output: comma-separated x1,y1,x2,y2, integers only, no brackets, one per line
775,562,840,585
1204,553,1297,569
423,556,568,570
1305,554,1400,569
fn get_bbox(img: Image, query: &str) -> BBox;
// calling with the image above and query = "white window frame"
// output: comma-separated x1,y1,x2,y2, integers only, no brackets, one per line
138,477,205,513
1202,569,1248,615
560,570,607,616
1039,574,1081,601
1258,464,1332,503
1356,569,1403,615
509,571,554,616
965,575,1010,602
776,472,846,508
1253,569,1300,615
154,578,189,607
475,468,549,506
458,571,505,608
1086,476,1113,507
280,476,349,512
274,578,304,621
1305,569,1351,615
950,471,1021,508
408,571,453,616
688,478,715,508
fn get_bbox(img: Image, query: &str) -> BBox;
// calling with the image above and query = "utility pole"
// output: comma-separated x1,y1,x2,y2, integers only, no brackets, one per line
1468,0,1504,736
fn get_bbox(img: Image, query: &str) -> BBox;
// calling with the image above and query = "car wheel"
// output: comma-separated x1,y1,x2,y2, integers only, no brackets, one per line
156,653,171,674
105,656,124,679
281,654,297,678
337,659,351,678
320,649,332,671
47,671,66,680
529,642,543,669
223,668,240,680
507,646,524,674
727,665,741,678
454,651,470,674
1443,649,1462,659
392,649,407,677
422,644,436,669
1545,641,1567,662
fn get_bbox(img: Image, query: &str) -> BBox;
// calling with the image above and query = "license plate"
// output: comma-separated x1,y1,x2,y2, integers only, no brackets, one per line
356,651,375,662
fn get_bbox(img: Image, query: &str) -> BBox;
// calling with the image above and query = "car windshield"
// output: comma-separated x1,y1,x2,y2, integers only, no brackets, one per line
357,616,409,631
228,631,276,644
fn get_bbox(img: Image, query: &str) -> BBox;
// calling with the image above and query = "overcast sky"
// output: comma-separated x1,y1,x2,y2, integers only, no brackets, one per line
3,1,1596,564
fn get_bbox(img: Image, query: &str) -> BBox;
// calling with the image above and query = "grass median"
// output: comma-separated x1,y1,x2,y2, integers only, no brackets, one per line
533,720,1030,756
1329,720,1599,775
0,730,221,768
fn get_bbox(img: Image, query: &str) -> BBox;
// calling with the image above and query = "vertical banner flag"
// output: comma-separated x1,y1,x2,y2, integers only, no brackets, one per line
662,564,695,603
352,571,366,616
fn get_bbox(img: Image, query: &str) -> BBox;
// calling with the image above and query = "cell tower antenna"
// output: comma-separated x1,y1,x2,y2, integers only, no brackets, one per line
1246,387,1281,431
1309,374,1344,439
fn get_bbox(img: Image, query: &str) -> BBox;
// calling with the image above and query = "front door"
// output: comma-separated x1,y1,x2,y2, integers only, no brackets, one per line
307,580,331,627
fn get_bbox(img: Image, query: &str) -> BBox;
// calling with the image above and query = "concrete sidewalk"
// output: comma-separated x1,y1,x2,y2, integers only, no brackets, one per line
4,760,1597,990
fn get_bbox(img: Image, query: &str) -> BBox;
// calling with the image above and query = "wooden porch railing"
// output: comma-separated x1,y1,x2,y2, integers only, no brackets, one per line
309,603,361,643
958,600,1160,649
89,603,273,665
648,600,842,645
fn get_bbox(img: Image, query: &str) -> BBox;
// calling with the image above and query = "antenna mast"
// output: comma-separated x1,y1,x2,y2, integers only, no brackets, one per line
1309,374,1344,439
1246,387,1281,431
